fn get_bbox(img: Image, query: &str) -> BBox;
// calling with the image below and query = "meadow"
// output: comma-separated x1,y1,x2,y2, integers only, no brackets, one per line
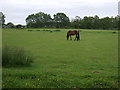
2,28,118,88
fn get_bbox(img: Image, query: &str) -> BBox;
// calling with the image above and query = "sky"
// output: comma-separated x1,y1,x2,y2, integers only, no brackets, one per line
1,0,119,25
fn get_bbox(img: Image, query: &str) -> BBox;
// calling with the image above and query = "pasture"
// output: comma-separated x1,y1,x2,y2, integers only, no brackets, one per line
2,29,118,88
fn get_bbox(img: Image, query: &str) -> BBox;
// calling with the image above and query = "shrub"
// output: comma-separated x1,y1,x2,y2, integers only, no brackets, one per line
2,46,34,67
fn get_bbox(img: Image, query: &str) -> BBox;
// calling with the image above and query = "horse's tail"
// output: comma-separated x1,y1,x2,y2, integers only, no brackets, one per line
77,31,80,40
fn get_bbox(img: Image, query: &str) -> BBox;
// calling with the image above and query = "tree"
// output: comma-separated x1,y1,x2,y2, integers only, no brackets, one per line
71,16,82,29
15,24,23,28
26,12,53,28
53,13,70,28
99,17,112,29
0,12,5,27
6,22,14,28
93,15,100,29
81,16,94,29
112,16,119,30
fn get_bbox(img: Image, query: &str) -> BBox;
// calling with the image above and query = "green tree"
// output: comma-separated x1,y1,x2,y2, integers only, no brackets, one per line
0,12,5,27
6,22,14,28
111,16,119,30
53,13,70,28
93,15,100,29
99,17,112,29
71,16,82,29
15,24,23,28
81,16,94,29
26,12,52,28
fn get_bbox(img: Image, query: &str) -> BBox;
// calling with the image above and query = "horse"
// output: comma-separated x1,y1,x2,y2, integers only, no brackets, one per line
66,30,80,40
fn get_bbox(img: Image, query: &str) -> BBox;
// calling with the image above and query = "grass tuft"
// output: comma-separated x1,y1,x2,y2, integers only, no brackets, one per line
2,45,34,67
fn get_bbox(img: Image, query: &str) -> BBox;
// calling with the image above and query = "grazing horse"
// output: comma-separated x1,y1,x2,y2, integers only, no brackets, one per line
66,30,80,40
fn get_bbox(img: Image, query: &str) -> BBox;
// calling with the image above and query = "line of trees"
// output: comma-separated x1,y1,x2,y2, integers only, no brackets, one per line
26,12,119,29
0,12,119,29
71,15,118,30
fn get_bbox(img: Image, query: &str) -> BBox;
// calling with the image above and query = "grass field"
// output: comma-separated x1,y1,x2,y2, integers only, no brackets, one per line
2,29,118,88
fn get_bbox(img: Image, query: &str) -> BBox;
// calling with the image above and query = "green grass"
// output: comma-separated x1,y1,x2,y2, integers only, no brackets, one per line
2,29,118,88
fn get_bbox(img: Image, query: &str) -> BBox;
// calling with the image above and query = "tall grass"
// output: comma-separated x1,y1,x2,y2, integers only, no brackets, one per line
2,46,34,67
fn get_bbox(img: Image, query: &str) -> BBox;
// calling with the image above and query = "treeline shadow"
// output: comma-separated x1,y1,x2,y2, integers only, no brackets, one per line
27,30,61,32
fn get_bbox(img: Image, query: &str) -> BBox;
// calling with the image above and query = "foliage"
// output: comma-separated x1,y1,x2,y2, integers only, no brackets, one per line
26,12,70,28
15,24,24,28
72,15,118,30
53,13,70,28
2,46,34,67
6,22,14,28
1,11,119,30
26,12,53,28
25,12,118,29
0,12,5,26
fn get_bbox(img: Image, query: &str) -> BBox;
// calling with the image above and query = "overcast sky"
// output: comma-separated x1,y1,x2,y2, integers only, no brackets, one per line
1,0,119,25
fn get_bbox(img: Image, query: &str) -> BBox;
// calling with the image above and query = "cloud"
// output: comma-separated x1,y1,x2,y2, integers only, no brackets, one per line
1,0,119,25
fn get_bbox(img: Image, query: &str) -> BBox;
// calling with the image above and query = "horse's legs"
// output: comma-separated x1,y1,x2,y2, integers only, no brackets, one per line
70,35,72,40
74,34,78,41
74,35,77,41
67,35,69,40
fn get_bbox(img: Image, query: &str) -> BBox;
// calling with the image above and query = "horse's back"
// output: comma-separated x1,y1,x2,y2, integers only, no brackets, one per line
67,30,78,35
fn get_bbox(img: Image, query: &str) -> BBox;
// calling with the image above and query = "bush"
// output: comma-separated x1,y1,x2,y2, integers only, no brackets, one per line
2,46,34,67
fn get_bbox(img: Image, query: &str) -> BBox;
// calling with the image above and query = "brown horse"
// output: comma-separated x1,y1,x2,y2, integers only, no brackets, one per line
66,30,80,40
